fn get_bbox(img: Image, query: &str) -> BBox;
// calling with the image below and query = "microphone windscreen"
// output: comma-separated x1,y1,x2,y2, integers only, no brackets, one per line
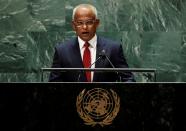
99,49,106,57
101,49,106,54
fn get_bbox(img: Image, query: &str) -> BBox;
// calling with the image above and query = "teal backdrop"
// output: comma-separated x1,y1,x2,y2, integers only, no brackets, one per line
0,0,186,82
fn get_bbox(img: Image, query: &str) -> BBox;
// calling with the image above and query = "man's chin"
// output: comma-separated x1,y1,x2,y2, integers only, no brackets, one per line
79,36,92,41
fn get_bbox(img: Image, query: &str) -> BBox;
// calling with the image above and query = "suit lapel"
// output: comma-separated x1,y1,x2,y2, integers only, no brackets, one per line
95,36,106,68
93,36,106,81
71,38,87,81
71,38,84,68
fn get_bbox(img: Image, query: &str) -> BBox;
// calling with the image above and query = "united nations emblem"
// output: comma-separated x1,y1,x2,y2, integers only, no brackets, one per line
76,88,120,127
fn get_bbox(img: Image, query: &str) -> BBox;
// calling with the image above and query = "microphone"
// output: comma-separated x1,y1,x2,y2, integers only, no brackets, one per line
77,52,104,82
100,50,122,82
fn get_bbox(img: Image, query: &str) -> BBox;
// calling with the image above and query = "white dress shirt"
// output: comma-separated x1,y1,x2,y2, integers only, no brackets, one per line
78,35,97,81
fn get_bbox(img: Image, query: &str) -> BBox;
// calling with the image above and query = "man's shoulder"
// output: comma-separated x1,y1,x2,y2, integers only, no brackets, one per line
56,37,77,49
98,36,121,47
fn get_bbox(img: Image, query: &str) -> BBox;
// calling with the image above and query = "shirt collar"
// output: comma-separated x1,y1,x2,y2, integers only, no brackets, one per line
78,35,97,49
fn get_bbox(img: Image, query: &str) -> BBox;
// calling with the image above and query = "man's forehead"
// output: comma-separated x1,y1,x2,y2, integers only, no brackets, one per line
74,10,95,19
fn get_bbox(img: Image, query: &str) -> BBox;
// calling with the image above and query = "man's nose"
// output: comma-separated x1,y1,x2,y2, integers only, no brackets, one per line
82,23,88,29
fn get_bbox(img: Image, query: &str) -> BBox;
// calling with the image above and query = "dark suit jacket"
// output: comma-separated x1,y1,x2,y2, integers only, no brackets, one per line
49,36,135,82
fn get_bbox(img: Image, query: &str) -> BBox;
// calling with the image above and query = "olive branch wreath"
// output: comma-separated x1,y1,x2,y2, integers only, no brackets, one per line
76,89,120,127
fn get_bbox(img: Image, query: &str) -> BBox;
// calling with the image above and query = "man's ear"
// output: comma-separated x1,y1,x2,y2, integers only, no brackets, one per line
96,19,100,27
71,21,76,31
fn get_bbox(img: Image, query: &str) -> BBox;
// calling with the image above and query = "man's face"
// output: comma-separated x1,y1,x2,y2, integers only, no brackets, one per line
72,7,100,41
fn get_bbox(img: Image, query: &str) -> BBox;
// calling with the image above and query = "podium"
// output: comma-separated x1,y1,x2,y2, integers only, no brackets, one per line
0,82,183,131
41,68,157,82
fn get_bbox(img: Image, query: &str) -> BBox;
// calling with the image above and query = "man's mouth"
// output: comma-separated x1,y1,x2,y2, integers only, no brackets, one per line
82,32,89,35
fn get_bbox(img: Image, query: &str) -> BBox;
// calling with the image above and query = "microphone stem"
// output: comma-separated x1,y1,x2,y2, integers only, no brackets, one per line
105,55,115,68
77,56,102,82
105,55,122,82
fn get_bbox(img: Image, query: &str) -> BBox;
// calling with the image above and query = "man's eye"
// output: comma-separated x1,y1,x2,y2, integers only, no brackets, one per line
86,21,93,25
77,22,83,25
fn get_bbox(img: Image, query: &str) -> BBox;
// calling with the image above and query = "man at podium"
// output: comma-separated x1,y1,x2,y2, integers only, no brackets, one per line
49,4,135,82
